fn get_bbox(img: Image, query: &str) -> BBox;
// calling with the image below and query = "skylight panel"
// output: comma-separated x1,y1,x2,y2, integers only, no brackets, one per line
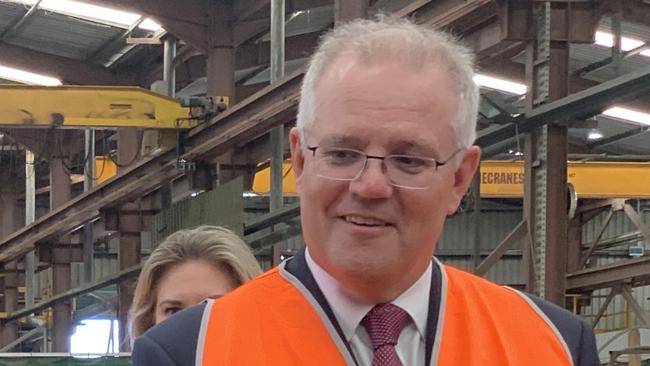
9,0,162,31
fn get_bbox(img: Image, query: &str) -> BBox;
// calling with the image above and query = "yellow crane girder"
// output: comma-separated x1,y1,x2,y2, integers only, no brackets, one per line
0,85,197,129
253,160,650,199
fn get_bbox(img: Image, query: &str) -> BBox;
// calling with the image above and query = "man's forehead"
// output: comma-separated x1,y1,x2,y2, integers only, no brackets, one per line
313,132,442,155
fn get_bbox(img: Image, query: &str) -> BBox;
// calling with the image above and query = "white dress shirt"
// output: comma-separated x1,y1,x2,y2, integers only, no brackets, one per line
305,248,431,365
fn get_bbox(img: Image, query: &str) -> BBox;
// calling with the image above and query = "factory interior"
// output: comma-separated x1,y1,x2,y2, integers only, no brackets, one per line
0,0,650,364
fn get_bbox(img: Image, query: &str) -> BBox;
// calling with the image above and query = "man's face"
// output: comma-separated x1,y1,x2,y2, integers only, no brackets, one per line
290,57,480,300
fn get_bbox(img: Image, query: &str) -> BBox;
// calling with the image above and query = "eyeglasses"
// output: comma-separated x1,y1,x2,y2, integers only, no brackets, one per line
305,146,462,190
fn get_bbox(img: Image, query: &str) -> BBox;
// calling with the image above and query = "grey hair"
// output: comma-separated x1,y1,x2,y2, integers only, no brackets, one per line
296,17,479,149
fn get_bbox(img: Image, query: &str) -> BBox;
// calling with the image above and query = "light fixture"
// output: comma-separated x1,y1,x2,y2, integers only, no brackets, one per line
12,0,162,31
587,129,603,140
0,64,62,86
473,74,527,95
602,107,650,126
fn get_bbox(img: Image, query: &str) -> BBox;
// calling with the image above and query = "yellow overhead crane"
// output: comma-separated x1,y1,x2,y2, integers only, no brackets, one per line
0,85,221,184
1,85,648,199
253,160,650,199
0,85,200,129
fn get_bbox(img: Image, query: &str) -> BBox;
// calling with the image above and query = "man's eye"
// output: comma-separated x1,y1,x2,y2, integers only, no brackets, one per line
322,149,362,164
390,155,430,172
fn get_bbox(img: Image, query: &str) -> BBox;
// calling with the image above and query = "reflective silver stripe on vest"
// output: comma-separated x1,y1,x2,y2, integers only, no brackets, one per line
278,261,358,366
429,258,448,366
195,298,215,366
505,287,575,366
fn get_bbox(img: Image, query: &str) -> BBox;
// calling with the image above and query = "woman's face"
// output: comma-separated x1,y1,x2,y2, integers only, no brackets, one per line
154,259,236,324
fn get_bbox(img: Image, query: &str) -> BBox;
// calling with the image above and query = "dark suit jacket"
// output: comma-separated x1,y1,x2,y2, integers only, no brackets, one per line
132,249,599,366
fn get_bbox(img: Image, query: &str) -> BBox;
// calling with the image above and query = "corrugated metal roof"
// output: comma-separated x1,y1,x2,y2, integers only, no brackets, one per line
6,9,123,60
0,1,28,32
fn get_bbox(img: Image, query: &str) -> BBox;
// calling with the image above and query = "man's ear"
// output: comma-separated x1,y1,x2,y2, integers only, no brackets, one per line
289,128,305,190
447,146,481,215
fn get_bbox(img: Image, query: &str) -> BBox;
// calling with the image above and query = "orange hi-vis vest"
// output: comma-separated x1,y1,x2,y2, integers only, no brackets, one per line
196,260,575,365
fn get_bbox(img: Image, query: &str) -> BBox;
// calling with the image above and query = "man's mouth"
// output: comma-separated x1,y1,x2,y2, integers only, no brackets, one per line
344,215,389,227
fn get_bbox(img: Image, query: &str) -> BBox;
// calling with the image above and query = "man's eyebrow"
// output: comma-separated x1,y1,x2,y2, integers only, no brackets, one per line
317,135,365,147
390,139,440,157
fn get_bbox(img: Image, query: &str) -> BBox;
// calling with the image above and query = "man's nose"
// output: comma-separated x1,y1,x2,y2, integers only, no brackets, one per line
348,159,393,198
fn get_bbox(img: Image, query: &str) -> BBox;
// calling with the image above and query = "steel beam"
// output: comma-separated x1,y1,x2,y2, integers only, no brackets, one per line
566,256,650,292
3,265,141,323
474,220,526,276
243,202,300,235
623,203,650,245
592,286,619,329
475,65,650,148
620,285,650,326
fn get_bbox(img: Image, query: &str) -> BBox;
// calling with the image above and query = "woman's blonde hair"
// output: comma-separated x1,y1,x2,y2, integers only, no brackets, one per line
129,225,262,339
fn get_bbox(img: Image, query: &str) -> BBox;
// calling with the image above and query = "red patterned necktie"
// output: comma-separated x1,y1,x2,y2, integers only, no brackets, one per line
361,303,410,366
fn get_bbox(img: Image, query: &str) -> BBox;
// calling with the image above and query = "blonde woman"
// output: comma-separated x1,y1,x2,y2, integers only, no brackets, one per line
129,225,262,340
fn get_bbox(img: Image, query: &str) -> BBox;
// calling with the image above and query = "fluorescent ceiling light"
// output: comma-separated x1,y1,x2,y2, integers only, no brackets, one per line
12,0,162,31
594,31,649,58
0,64,61,86
473,74,527,95
587,130,603,140
603,107,650,126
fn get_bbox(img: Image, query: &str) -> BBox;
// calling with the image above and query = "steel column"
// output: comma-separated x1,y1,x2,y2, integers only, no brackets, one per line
116,129,142,351
524,1,569,305
117,231,140,351
163,37,177,97
629,328,642,366
83,130,94,283
0,190,16,240
206,1,235,102
50,152,72,352
269,0,286,266
0,188,17,347
335,0,368,23
117,129,140,170
1,261,18,348
24,150,35,309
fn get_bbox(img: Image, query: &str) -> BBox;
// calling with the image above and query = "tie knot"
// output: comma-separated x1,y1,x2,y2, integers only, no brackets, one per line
361,304,410,349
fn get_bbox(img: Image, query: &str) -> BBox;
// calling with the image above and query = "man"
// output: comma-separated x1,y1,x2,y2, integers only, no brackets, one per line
133,18,599,366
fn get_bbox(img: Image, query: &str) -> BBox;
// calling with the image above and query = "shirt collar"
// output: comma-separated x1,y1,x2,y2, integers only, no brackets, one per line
305,248,432,342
